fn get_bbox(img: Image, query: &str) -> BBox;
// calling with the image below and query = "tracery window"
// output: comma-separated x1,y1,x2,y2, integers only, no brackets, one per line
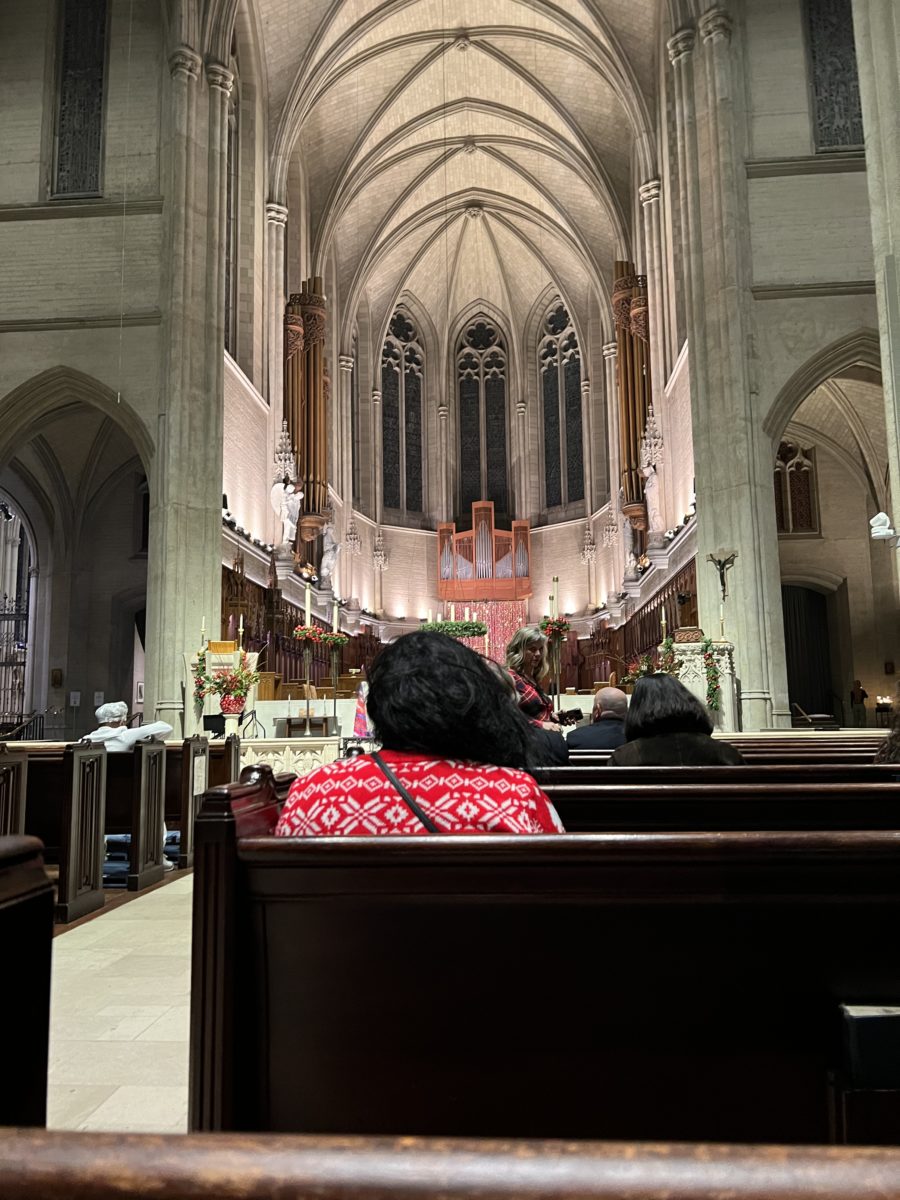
457,318,508,518
539,302,584,510
775,441,820,535
381,310,423,515
53,0,109,197
805,0,864,151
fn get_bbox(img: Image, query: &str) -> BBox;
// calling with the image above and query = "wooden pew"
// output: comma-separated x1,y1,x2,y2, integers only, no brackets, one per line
23,742,107,922
189,766,900,1143
0,743,28,835
0,836,53,1127
104,740,167,890
163,736,239,868
2,1131,900,1200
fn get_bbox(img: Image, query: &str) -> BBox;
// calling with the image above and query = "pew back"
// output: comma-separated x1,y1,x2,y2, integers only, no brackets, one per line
2,1131,900,1200
190,769,900,1144
0,744,27,835
0,836,53,1126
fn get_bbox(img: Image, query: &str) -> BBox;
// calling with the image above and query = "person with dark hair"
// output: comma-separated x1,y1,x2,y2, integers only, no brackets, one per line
276,631,564,836
607,674,745,766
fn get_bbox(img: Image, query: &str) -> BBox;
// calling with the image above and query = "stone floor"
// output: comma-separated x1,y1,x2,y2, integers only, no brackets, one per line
47,873,193,1133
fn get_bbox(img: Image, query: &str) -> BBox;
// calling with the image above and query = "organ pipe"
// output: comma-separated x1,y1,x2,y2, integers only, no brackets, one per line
613,261,652,530
284,277,328,543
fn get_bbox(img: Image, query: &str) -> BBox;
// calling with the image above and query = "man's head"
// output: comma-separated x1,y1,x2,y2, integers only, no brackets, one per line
592,687,628,723
95,701,129,727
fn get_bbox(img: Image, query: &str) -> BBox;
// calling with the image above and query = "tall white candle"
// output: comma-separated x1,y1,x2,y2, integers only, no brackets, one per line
201,615,206,645
332,599,339,633
465,607,470,621
450,603,456,620
427,609,433,624
238,613,244,639
305,582,311,625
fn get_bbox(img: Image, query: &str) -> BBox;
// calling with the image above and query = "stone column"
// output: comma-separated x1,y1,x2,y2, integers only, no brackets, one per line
515,397,527,519
639,177,676,530
675,6,789,728
337,355,354,599
265,204,288,412
602,342,622,591
372,389,383,524
438,403,451,522
851,0,900,581
146,45,224,735
580,378,594,512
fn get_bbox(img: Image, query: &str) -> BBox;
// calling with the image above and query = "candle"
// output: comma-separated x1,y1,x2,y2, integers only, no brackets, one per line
238,613,244,639
660,608,667,638
427,609,433,624
465,607,470,621
332,599,339,634
305,582,311,625
450,603,456,620
201,615,206,645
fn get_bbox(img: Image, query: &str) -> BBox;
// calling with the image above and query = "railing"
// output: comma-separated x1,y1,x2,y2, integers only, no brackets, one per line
438,501,532,601
0,712,44,741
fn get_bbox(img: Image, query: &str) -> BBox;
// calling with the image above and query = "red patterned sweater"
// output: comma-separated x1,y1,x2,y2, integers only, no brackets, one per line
275,749,564,837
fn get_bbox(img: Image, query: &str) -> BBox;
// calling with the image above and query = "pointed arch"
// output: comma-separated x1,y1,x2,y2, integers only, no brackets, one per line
0,367,155,477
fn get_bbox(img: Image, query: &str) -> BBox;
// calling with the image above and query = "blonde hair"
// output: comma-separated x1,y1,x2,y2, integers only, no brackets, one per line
505,625,550,681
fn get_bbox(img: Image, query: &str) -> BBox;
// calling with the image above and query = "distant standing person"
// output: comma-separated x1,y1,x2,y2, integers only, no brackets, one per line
850,680,868,727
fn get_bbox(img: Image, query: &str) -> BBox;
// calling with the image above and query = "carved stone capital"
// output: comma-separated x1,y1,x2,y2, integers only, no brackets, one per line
168,45,201,81
667,27,696,64
205,61,234,96
639,178,662,206
699,8,733,44
602,342,618,360
338,355,354,372
265,203,288,227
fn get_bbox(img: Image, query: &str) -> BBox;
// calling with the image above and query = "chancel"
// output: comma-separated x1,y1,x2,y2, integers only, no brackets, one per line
2,0,900,1184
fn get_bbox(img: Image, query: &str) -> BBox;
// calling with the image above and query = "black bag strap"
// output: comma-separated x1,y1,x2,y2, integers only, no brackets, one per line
370,751,440,833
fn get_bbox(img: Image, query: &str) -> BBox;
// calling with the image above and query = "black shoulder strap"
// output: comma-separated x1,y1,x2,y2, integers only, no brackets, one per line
370,751,440,833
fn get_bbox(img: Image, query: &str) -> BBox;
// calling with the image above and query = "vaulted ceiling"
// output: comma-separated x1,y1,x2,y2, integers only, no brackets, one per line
255,0,661,345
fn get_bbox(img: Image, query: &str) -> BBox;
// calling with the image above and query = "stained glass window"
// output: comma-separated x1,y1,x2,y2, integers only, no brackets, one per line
775,441,819,535
381,310,424,516
805,0,864,151
53,0,109,196
456,319,508,519
539,302,584,510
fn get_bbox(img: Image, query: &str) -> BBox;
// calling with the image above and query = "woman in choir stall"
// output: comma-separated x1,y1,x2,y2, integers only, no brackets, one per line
504,626,558,729
607,674,746,766
275,631,564,837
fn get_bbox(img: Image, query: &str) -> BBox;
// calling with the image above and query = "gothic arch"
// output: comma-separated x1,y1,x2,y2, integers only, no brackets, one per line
0,367,155,478
763,329,883,446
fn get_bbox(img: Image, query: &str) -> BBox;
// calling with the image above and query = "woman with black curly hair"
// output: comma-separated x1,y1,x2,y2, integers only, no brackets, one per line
276,631,564,836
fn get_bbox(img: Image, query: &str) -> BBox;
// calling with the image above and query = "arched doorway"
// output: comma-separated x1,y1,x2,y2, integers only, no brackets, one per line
770,350,893,727
0,371,153,739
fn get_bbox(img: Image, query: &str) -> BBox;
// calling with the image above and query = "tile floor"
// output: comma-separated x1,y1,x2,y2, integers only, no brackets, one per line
47,873,193,1133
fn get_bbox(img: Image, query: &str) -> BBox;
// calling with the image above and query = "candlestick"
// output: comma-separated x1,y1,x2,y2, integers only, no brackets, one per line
305,582,311,626
200,616,206,646
660,608,667,639
332,599,339,634
719,601,725,639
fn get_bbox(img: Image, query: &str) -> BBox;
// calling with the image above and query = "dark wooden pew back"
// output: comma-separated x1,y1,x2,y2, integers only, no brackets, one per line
105,740,167,889
2,1131,900,1200
23,743,107,921
0,744,28,835
190,766,900,1144
0,836,53,1126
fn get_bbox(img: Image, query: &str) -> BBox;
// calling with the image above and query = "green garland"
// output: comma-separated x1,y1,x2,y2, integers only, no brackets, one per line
700,637,721,711
421,619,488,638
659,635,682,676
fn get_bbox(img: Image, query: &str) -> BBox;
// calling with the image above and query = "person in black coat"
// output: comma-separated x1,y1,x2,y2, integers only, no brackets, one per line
566,687,628,750
607,674,745,766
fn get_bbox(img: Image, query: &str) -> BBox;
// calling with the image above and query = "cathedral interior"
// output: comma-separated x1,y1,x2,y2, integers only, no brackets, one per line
0,0,897,735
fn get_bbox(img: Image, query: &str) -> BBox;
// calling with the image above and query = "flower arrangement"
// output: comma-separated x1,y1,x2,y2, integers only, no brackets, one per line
658,636,682,676
540,616,570,641
620,653,655,684
193,651,260,702
421,619,488,638
319,631,350,648
293,624,323,643
700,637,721,711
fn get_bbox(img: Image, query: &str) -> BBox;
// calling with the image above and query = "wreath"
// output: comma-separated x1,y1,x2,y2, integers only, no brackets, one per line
421,619,488,638
293,624,323,643
319,631,350,648
700,637,722,711
540,616,570,641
